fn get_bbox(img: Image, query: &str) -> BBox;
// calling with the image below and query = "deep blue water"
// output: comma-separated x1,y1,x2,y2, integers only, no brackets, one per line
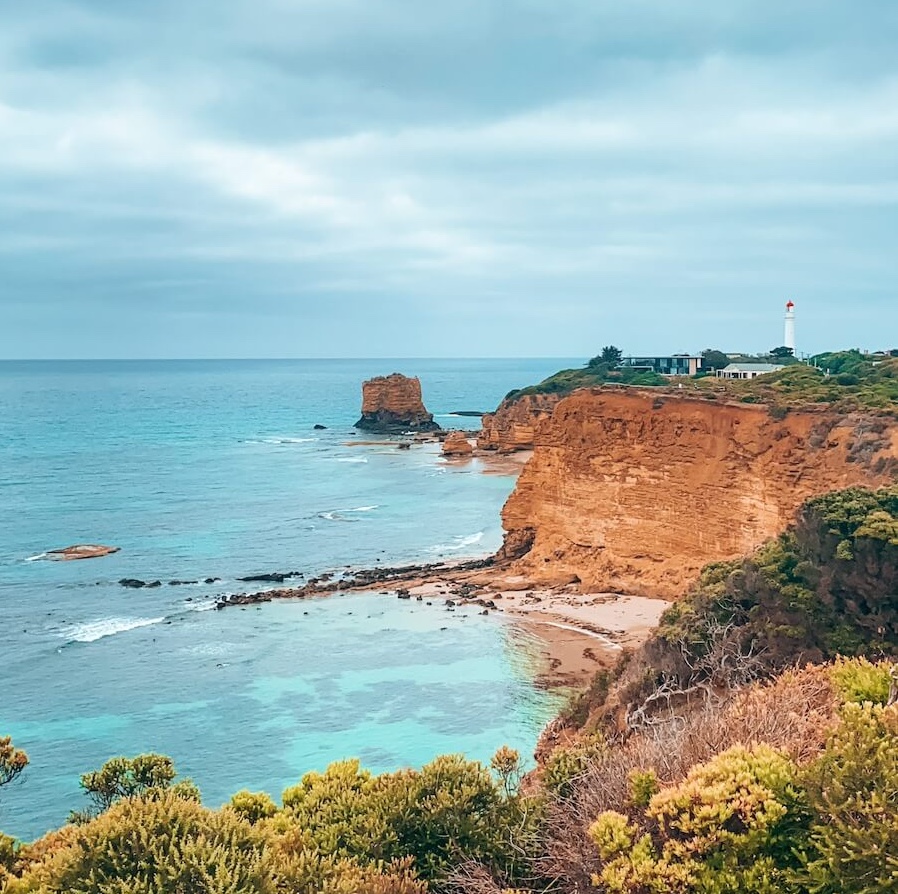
0,359,575,840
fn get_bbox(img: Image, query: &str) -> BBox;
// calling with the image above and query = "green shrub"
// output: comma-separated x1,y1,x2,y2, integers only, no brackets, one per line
543,736,607,798
830,657,892,705
278,753,539,887
71,753,198,823
0,832,17,887
626,770,658,809
800,703,898,893
229,790,277,825
8,792,273,894
588,745,808,894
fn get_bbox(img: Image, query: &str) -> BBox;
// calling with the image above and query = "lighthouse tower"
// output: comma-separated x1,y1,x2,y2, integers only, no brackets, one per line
784,301,796,353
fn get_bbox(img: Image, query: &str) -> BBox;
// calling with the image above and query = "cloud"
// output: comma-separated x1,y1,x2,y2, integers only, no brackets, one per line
0,0,896,357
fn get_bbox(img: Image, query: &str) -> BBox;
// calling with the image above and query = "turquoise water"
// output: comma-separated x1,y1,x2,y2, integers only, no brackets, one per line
0,359,574,840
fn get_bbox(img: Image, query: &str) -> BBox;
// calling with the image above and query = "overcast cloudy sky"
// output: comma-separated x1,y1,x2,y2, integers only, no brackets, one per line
1,1,896,358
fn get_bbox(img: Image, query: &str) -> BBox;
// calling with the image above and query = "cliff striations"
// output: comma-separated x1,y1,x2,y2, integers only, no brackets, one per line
500,389,898,599
355,374,439,433
477,394,561,452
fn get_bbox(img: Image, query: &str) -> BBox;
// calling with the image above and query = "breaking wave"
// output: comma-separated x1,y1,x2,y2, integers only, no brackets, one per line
428,531,485,553
243,437,319,446
62,616,165,643
319,505,379,522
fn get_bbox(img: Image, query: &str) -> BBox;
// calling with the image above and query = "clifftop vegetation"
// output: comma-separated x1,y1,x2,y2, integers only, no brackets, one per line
506,349,898,413
696,352,898,412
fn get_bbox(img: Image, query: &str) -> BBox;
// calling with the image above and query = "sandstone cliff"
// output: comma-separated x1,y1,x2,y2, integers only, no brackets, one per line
355,374,439,433
477,394,561,452
500,389,898,599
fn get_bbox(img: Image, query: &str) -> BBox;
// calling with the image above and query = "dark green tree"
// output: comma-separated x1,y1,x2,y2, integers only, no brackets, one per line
589,346,623,368
770,346,795,359
601,345,623,365
701,348,730,371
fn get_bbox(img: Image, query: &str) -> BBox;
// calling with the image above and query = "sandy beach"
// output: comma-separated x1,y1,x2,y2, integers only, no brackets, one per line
400,572,670,688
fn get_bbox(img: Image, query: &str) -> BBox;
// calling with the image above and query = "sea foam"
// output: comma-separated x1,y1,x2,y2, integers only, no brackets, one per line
429,531,485,553
319,505,379,522
63,616,165,643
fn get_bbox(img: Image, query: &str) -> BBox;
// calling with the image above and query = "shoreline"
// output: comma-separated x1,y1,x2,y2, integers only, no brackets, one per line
214,555,670,688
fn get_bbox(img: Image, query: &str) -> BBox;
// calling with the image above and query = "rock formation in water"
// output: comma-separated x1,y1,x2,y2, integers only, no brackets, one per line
478,394,561,452
441,431,474,457
499,389,898,598
47,544,120,561
355,374,440,433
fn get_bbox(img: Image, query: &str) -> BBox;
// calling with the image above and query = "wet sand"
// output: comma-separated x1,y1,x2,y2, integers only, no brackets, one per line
402,575,669,687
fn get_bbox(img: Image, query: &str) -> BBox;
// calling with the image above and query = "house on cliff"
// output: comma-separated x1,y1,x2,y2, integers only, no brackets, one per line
619,355,704,376
716,362,785,380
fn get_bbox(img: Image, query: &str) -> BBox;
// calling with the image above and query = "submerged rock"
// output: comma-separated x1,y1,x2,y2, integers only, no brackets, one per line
237,572,303,584
355,373,440,433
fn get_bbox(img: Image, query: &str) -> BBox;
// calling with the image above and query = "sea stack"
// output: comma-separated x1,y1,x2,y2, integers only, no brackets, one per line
441,431,474,457
355,373,440,433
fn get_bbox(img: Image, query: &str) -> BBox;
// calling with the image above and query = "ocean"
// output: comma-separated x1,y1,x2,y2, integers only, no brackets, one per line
0,358,575,841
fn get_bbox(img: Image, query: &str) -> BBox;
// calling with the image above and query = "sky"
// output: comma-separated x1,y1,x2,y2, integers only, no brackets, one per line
1,1,896,359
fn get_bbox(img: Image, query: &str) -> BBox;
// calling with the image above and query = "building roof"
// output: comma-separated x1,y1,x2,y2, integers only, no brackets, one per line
720,363,785,373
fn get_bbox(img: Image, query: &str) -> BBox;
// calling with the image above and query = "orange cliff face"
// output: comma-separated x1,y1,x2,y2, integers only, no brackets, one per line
355,374,440,433
477,394,561,452
499,389,898,599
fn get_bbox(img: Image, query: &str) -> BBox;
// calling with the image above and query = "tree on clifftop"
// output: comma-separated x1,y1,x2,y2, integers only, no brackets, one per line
701,348,730,370
589,345,623,367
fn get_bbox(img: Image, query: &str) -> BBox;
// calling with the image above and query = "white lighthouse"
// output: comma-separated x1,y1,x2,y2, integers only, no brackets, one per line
784,301,796,353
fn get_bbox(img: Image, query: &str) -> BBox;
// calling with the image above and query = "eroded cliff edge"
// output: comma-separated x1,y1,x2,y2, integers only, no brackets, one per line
477,394,561,452
499,389,898,599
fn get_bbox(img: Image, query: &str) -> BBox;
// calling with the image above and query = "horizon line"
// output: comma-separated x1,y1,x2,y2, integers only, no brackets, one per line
0,355,587,363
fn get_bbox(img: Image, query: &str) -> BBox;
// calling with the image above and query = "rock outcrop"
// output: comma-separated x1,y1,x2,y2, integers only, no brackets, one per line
47,544,120,561
355,374,439,433
478,394,561,452
500,389,898,598
442,431,473,457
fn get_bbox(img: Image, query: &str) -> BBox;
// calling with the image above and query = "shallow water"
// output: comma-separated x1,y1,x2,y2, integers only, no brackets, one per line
0,358,574,839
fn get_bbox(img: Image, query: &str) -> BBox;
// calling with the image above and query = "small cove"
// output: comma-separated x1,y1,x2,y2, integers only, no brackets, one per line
0,358,574,839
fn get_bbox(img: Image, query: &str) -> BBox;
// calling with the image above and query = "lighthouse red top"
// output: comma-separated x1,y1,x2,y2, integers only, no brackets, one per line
786,301,795,309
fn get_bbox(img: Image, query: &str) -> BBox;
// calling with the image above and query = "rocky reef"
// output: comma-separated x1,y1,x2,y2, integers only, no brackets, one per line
499,388,898,598
355,373,440,433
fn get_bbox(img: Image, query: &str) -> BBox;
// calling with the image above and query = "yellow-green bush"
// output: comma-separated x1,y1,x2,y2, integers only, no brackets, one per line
588,745,807,894
228,790,277,825
830,657,892,705
542,735,606,798
6,791,273,894
275,752,539,887
800,703,898,893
